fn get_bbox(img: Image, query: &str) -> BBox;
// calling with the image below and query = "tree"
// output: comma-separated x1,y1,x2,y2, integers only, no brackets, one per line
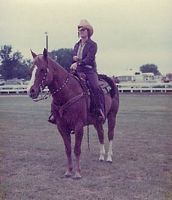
0,45,73,80
140,64,161,75
0,45,13,80
16,59,31,80
50,48,73,70
0,45,30,80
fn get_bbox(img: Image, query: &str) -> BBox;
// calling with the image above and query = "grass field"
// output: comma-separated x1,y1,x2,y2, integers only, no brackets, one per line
0,94,172,200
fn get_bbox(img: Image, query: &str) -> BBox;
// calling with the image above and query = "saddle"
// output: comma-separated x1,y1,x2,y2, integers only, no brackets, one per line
72,72,115,96
72,72,116,114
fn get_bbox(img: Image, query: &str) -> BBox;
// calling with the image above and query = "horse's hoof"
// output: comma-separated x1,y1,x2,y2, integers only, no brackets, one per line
99,155,105,161
65,171,72,177
73,172,82,180
61,171,72,178
106,157,112,163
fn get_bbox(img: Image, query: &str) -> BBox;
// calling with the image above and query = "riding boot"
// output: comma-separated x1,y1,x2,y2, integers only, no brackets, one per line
48,113,56,124
94,88,105,122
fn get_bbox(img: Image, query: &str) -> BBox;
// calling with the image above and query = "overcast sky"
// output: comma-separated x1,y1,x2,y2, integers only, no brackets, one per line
0,0,172,75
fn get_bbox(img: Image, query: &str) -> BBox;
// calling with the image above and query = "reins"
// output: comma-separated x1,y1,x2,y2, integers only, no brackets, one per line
33,75,69,102
33,90,50,102
86,94,90,151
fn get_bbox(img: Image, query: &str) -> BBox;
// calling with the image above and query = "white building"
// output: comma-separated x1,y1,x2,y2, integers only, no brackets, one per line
117,70,162,83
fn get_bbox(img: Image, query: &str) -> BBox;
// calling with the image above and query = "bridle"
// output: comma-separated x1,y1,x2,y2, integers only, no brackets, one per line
33,69,50,102
32,63,70,102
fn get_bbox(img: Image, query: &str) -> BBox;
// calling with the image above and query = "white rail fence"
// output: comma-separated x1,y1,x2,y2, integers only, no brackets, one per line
0,85,28,94
0,83,172,95
117,82,172,93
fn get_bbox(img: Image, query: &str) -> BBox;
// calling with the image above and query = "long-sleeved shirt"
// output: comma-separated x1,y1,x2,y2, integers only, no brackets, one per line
73,38,97,72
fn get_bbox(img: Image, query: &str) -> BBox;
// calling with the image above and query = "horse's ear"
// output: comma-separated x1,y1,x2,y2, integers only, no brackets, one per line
43,48,48,60
30,49,37,58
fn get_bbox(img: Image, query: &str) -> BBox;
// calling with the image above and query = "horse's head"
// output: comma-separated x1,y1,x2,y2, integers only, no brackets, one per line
27,48,53,100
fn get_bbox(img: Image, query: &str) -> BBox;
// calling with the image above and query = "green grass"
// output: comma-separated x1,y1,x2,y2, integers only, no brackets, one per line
0,94,172,200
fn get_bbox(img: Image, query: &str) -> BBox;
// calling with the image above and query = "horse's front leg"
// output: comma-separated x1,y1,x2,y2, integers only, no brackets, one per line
59,129,73,177
73,125,84,179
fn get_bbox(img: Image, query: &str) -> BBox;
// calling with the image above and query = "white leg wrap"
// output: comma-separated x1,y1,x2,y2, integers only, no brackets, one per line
107,140,113,162
99,144,105,161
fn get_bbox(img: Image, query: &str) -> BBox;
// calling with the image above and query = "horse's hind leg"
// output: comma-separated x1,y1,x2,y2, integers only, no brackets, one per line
94,123,105,161
106,112,117,163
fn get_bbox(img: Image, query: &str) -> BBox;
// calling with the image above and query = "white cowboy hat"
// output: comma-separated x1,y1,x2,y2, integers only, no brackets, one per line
78,19,94,37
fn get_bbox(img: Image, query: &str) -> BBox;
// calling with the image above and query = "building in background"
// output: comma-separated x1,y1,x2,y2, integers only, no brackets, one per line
116,69,163,83
162,73,172,83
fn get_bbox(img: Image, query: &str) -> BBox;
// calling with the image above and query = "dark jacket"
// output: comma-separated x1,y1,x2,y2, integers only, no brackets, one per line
73,38,97,72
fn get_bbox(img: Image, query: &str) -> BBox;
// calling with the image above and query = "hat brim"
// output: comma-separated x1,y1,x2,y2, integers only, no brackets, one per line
78,25,93,36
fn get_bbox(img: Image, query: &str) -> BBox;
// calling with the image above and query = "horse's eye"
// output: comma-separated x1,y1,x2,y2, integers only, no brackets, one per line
28,70,32,76
40,68,46,73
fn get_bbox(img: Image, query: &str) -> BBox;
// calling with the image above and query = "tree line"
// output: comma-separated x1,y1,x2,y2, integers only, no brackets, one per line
0,45,73,80
0,44,161,80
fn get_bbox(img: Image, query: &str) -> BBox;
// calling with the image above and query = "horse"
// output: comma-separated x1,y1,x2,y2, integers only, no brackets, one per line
27,48,119,179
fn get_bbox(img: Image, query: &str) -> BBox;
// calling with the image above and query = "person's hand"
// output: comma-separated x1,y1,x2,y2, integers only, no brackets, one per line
70,62,77,70
73,56,79,62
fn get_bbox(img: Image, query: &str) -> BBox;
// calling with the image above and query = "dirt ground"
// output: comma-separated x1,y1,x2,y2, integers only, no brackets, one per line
0,94,172,200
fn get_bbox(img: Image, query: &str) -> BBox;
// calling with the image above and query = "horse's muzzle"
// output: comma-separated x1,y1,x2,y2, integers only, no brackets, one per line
29,87,39,99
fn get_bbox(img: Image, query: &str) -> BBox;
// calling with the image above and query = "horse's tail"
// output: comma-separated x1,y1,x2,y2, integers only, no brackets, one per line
98,74,117,98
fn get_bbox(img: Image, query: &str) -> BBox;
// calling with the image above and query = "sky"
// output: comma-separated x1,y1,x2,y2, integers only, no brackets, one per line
0,0,172,75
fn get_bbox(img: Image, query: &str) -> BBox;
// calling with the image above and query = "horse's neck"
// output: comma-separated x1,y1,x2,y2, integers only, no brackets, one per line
48,59,82,103
48,59,68,91
52,65,68,86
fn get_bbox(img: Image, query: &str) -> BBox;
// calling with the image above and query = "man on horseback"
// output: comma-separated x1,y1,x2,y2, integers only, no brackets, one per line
70,19,105,121
48,19,105,124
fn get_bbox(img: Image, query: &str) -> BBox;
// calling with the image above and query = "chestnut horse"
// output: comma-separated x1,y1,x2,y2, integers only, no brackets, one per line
28,49,119,179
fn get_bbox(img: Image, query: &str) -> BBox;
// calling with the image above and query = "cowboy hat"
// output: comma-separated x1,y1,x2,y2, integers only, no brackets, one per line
78,19,93,37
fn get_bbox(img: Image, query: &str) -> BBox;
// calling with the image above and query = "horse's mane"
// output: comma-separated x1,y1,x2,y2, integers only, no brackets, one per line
47,56,68,73
36,54,68,74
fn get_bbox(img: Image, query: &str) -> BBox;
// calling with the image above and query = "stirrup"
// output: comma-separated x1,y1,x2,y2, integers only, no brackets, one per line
97,109,105,122
48,114,56,124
